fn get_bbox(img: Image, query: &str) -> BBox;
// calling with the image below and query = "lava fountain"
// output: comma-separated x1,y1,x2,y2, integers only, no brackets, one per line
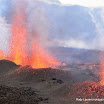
0,1,60,68
0,51,5,60
10,6,28,65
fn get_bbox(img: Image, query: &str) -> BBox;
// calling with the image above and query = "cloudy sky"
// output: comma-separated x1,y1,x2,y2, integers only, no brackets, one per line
59,0,104,7
0,0,104,54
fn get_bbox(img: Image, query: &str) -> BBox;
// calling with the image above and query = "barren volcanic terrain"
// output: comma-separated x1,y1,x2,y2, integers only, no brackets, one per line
0,59,104,104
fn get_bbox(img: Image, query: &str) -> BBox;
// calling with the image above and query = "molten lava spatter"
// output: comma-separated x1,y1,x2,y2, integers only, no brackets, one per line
0,51,5,60
11,10,28,65
100,56,104,85
0,2,60,68
31,32,60,68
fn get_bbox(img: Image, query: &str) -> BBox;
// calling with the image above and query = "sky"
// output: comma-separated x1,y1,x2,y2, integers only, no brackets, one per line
59,0,104,7
0,0,104,53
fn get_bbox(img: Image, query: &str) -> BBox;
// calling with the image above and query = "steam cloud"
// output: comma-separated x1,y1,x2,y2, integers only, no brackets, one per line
0,0,51,54
89,8,104,50
0,0,104,53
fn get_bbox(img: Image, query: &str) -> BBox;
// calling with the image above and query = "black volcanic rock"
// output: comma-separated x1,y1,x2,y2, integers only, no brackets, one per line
57,79,64,84
0,64,70,84
0,85,47,104
0,60,20,76
15,66,70,82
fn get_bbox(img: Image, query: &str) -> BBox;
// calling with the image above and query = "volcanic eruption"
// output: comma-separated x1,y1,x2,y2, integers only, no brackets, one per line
0,1,60,69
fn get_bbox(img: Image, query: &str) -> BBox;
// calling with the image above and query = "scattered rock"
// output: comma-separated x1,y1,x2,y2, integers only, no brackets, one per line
57,79,64,84
52,78,57,80
41,79,46,82
0,85,47,104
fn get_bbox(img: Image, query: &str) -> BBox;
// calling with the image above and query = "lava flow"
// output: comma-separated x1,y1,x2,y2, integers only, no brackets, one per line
0,3,60,68
100,54,104,85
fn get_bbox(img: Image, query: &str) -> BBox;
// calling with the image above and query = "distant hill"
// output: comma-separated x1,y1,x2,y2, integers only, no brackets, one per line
49,47,103,64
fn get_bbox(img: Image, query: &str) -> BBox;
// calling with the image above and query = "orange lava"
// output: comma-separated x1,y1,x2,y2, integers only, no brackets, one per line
31,31,60,68
62,62,66,66
10,7,28,65
68,81,104,103
0,2,60,68
0,51,5,60
100,57,104,85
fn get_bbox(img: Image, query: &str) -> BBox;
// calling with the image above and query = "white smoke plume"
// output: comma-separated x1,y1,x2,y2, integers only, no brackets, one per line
59,0,104,8
26,0,71,6
1,0,104,54
89,8,104,50
0,0,51,54
0,17,11,55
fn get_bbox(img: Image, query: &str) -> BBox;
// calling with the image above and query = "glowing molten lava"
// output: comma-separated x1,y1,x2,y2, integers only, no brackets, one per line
100,56,104,85
11,8,28,65
0,3,60,68
0,51,5,60
31,33,60,68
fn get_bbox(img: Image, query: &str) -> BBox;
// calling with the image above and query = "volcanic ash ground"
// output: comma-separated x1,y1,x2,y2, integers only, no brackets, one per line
0,59,104,104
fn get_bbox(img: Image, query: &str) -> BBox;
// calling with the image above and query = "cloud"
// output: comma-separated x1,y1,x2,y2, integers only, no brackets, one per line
1,0,104,53
28,0,104,8
88,8,104,49
59,0,104,8
0,17,11,53
47,38,95,49
64,39,90,49
26,0,72,6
